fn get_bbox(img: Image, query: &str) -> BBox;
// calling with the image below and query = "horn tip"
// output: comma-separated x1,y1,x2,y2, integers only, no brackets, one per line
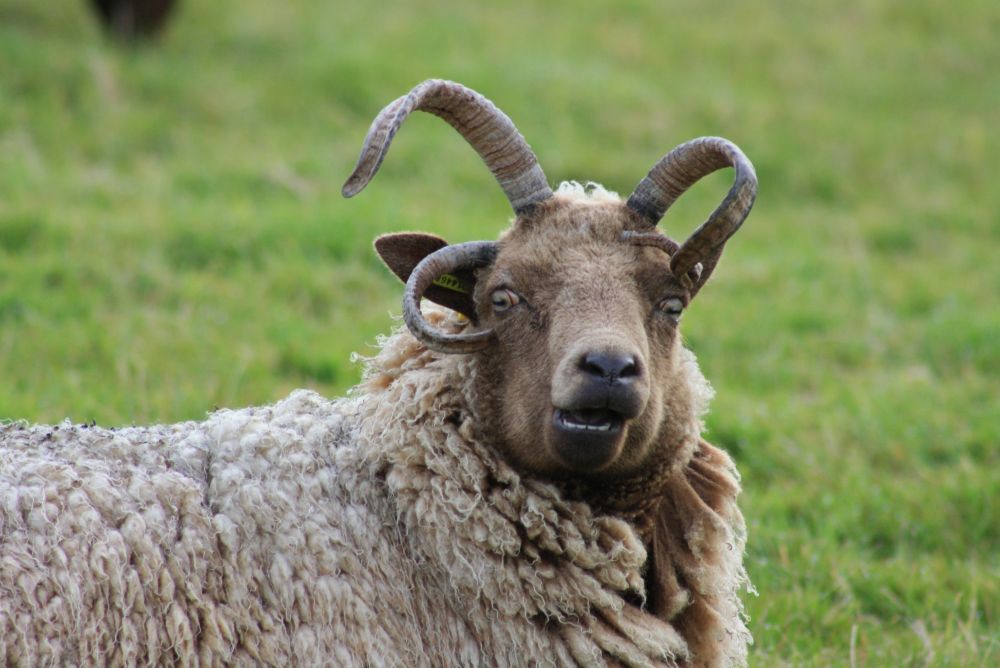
341,175,366,198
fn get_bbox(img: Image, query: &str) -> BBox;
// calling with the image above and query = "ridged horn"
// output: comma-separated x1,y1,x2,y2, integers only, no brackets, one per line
342,79,553,214
626,137,757,280
403,241,499,354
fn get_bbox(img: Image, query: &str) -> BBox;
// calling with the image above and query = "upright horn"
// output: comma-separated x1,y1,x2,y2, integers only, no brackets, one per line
626,137,757,281
342,79,553,214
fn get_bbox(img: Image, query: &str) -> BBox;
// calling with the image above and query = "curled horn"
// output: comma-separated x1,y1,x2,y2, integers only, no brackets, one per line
342,79,553,214
626,137,757,281
403,241,499,354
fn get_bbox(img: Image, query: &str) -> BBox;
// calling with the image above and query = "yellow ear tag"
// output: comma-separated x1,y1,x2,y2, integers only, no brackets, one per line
432,273,468,294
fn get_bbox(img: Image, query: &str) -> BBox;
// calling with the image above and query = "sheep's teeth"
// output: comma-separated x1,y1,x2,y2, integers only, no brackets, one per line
560,416,613,431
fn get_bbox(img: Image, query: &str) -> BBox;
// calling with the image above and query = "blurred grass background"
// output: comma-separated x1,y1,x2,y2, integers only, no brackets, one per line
1,0,997,665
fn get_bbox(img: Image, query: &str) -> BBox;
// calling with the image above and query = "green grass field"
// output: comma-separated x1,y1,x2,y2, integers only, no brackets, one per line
1,0,997,664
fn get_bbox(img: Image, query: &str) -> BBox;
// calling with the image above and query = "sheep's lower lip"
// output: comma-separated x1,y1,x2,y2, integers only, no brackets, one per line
550,408,625,471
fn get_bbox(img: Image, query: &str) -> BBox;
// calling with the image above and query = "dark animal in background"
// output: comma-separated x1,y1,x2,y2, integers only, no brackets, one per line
89,0,177,39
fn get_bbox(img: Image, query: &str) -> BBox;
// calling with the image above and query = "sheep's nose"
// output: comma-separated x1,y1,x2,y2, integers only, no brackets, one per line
579,351,640,384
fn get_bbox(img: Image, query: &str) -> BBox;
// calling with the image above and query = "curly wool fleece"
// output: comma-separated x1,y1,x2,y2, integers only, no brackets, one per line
1,317,749,667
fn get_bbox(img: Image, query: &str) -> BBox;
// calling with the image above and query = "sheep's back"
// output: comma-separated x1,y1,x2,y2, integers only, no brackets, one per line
1,417,220,665
0,390,430,666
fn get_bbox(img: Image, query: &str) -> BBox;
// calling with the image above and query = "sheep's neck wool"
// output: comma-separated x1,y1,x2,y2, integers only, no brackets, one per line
558,446,678,544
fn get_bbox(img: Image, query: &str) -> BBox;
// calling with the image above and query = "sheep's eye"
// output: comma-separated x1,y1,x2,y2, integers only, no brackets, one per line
657,297,684,323
491,288,521,313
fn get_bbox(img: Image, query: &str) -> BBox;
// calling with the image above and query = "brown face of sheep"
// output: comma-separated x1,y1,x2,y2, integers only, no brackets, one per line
344,79,756,479
469,200,693,477
371,201,703,478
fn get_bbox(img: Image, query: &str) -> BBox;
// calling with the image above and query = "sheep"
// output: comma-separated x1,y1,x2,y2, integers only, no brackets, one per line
88,0,177,39
1,79,757,667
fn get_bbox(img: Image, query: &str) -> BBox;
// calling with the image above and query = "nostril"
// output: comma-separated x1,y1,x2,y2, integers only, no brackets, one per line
580,352,640,382
580,354,603,378
618,357,639,378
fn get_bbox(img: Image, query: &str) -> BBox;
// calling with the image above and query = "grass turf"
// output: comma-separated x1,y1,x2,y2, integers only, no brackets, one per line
1,1,997,664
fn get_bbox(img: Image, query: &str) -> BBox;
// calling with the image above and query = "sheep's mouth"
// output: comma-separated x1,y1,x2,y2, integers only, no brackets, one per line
550,408,626,472
554,408,624,434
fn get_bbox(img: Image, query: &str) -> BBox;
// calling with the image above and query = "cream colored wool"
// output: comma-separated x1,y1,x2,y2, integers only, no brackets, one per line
1,312,749,667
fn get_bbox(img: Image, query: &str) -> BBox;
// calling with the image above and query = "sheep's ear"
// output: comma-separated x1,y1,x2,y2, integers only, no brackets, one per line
374,232,480,321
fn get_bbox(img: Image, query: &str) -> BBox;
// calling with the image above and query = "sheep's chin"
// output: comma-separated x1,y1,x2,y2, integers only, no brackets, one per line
549,408,627,472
